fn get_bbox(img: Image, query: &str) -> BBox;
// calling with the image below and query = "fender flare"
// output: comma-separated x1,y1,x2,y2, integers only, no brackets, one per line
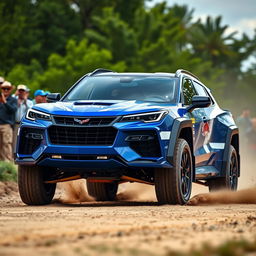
221,126,240,177
166,118,195,181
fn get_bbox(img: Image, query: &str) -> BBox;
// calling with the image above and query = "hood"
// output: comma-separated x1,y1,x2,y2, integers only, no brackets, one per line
33,100,174,117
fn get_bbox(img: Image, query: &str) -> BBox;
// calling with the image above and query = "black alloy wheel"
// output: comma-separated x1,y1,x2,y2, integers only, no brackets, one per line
155,138,193,205
229,149,238,190
180,147,192,201
208,145,238,191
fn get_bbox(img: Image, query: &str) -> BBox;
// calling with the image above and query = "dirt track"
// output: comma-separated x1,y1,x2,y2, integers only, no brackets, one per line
1,181,256,256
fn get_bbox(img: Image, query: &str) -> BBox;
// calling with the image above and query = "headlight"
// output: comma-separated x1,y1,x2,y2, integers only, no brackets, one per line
120,110,168,123
26,109,51,121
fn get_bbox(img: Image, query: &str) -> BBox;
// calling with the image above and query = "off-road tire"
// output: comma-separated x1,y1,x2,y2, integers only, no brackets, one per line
86,181,118,201
18,165,56,205
208,145,238,192
155,138,193,205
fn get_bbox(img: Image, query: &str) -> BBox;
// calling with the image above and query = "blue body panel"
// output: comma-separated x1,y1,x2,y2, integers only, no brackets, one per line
16,104,175,170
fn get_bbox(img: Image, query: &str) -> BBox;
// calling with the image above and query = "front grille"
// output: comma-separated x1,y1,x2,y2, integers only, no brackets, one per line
18,128,44,155
48,126,117,145
53,116,116,126
128,131,161,157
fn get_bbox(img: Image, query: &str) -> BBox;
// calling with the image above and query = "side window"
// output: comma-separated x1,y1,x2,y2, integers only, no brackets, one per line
193,81,214,105
182,78,196,105
193,81,208,96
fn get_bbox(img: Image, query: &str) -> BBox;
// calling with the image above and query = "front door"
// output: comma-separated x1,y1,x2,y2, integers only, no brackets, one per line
181,77,213,167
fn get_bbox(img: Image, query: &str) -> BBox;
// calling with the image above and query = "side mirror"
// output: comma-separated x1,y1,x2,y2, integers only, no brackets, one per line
187,95,211,112
47,93,61,103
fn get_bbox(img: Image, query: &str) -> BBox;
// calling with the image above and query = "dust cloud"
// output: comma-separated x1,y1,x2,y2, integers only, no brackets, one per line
56,180,157,203
117,183,156,202
56,180,94,203
189,148,256,205
55,147,256,205
188,187,256,205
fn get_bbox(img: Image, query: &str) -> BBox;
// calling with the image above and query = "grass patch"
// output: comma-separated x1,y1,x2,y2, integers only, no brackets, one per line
0,161,17,181
166,239,256,256
57,239,256,256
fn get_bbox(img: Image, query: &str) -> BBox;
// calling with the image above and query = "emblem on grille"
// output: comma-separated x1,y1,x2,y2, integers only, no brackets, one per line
74,118,90,124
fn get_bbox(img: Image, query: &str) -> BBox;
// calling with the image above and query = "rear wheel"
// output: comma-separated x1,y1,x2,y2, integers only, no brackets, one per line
86,181,118,201
18,165,56,205
208,145,238,191
155,138,193,205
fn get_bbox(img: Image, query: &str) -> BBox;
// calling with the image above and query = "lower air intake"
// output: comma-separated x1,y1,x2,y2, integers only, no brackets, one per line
128,131,161,157
18,128,44,155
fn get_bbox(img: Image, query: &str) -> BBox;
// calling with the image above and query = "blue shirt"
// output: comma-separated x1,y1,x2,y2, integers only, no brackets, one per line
0,96,18,125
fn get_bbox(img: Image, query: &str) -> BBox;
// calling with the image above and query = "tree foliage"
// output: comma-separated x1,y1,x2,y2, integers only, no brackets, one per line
1,0,255,113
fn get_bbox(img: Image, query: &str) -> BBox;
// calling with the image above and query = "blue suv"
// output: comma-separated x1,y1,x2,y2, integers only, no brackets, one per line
15,69,240,205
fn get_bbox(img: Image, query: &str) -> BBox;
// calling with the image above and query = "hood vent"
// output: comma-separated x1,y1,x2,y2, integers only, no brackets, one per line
74,102,114,106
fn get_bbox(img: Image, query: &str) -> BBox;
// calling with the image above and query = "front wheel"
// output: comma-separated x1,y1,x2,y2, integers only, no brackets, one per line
155,138,193,205
18,165,56,205
208,145,238,191
86,181,118,201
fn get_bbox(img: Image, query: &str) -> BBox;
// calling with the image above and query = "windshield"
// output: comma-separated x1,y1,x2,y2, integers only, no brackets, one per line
63,76,178,103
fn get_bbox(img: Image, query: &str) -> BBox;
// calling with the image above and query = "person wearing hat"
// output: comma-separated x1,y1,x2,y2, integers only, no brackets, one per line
33,89,47,104
13,84,33,150
0,81,17,161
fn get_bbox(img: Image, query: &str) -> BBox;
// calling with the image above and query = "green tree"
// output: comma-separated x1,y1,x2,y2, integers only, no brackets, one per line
6,59,43,90
2,0,255,111
189,16,237,67
29,0,82,66
0,0,34,72
7,39,126,94
69,0,145,29
0,0,82,73
85,8,138,66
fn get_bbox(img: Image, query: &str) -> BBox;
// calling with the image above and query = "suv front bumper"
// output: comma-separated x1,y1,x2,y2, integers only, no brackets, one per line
15,118,174,170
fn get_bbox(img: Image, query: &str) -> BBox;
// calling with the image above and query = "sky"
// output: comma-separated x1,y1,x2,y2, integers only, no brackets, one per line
149,0,256,38
148,0,256,70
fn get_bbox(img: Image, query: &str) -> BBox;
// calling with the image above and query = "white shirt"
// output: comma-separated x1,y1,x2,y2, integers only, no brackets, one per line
15,98,33,122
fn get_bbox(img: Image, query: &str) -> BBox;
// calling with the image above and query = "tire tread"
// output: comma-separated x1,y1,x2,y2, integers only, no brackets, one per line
18,165,56,205
155,138,192,204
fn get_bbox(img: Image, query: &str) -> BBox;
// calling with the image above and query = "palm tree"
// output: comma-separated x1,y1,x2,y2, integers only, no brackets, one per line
189,16,237,68
170,4,194,51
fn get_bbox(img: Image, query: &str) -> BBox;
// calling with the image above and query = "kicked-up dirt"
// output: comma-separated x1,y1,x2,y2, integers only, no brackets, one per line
0,179,256,256
0,153,255,256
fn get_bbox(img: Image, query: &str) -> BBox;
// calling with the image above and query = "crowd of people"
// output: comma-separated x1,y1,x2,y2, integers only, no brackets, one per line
0,77,49,161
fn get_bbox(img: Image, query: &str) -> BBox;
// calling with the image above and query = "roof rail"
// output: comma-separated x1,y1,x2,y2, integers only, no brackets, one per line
89,68,115,76
175,69,199,80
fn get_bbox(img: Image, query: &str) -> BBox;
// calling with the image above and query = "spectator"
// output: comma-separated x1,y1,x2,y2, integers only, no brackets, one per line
13,84,33,150
33,89,47,104
0,81,17,161
236,108,252,136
